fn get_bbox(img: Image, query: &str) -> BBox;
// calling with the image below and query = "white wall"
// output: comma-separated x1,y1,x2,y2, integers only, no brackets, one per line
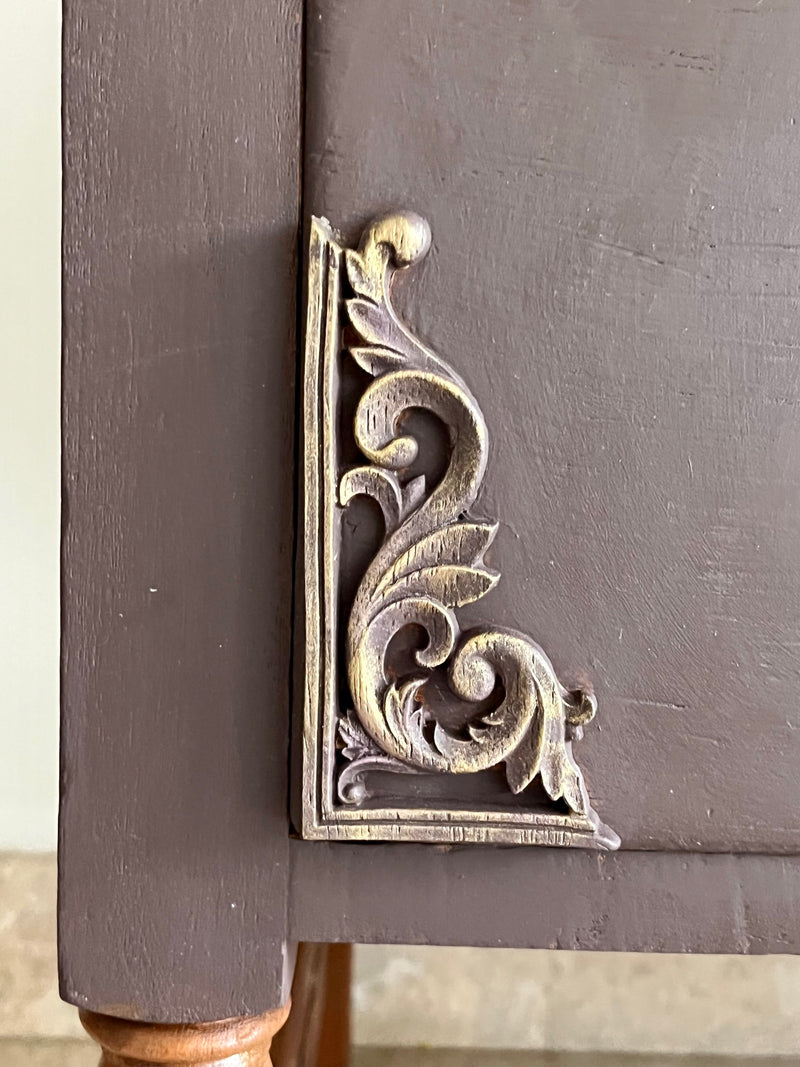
0,1,61,850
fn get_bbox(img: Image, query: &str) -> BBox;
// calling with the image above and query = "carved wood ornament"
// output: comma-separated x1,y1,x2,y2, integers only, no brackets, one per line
299,211,619,850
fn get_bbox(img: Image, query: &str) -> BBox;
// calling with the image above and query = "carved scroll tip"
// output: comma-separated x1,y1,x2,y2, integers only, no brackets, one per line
311,213,334,235
565,687,598,727
595,821,622,851
360,210,432,268
311,215,349,253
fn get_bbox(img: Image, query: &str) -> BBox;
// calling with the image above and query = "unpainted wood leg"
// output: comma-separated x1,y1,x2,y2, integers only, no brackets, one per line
80,1003,291,1067
270,942,352,1066
317,944,352,1067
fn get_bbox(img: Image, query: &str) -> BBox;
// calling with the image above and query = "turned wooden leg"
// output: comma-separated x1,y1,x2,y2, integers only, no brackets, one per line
270,942,352,1066
318,944,352,1067
80,1004,291,1067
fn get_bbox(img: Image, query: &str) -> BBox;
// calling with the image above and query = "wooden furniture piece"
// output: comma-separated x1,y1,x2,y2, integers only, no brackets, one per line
60,1,800,1063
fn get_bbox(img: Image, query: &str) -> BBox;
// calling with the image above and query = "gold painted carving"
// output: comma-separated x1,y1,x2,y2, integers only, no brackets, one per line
300,211,619,850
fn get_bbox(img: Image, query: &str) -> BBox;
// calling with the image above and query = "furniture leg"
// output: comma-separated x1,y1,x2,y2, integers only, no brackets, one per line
80,1005,291,1067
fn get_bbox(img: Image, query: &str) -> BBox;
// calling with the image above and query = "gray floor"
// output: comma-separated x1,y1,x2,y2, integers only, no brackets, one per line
0,1040,99,1067
3,1041,794,1066
352,1053,797,1067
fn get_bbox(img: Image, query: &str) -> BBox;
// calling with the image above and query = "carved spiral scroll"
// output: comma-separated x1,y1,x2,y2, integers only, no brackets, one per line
339,212,601,818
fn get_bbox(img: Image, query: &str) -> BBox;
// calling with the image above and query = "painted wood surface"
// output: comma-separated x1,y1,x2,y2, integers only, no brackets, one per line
60,0,800,1027
290,846,800,954
303,0,800,853
60,0,302,1022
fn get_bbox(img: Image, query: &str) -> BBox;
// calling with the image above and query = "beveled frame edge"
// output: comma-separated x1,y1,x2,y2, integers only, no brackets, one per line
298,217,332,836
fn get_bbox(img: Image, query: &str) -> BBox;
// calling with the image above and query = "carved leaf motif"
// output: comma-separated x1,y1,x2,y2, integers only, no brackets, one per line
503,689,590,814
327,211,617,848
537,734,590,814
339,466,405,533
348,345,407,377
381,564,499,610
376,522,498,597
401,474,426,517
347,298,411,355
503,714,545,796
556,760,590,815
345,248,382,303
384,678,426,751
339,709,383,761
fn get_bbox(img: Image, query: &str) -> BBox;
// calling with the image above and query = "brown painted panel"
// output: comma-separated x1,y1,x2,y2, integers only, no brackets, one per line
60,0,800,1027
60,0,301,1022
303,0,800,852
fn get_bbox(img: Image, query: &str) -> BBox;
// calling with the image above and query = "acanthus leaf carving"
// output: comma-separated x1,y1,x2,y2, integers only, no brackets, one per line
300,210,619,851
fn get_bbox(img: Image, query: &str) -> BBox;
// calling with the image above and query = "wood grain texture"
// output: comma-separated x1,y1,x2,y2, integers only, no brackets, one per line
60,0,301,1022
303,0,800,853
80,1007,290,1066
317,944,352,1067
270,944,329,1066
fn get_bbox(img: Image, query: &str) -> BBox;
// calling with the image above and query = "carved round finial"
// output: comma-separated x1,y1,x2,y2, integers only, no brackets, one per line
566,688,598,727
359,210,432,268
80,1003,290,1066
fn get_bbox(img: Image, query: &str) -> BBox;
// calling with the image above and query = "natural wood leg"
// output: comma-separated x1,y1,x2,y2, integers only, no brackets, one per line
270,944,329,1065
270,942,352,1067
317,944,352,1067
80,1004,291,1066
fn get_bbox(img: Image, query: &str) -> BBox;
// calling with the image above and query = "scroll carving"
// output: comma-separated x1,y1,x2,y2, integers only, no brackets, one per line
299,211,618,850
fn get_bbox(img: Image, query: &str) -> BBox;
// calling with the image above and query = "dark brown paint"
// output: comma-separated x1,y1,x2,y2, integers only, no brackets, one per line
60,0,302,1021
290,846,800,955
61,0,800,1026
303,0,800,854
